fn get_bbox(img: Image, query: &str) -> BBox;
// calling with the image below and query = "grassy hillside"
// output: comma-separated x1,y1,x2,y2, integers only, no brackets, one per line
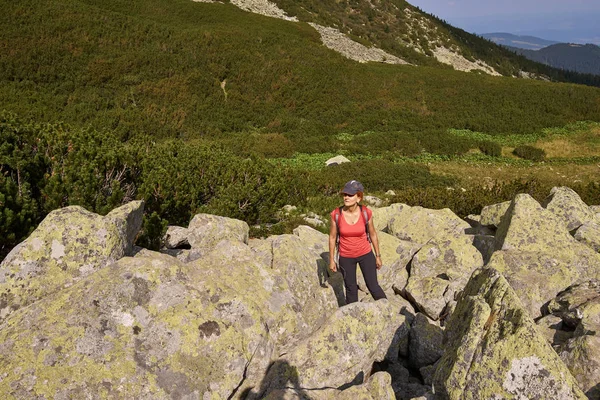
2,0,600,146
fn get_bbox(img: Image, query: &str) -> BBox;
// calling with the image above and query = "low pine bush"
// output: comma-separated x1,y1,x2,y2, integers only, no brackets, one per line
478,140,502,157
513,145,546,161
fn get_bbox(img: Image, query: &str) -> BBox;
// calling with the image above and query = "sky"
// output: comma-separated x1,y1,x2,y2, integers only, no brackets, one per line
408,0,600,44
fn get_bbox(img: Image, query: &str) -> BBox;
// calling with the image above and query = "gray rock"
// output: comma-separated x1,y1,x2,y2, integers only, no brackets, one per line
433,267,585,399
325,155,350,166
472,234,496,264
364,195,383,207
543,186,596,231
480,200,510,227
404,232,483,320
162,225,189,249
187,213,249,256
252,300,408,398
574,221,600,252
408,313,444,369
0,201,144,320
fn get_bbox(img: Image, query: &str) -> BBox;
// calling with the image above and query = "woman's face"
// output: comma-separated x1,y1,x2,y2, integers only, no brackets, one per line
342,192,360,207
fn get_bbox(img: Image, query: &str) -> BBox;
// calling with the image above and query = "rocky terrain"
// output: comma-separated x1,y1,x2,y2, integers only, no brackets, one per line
1,186,600,399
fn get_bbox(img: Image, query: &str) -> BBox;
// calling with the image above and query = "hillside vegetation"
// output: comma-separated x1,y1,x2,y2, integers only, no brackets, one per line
509,44,600,76
1,0,600,258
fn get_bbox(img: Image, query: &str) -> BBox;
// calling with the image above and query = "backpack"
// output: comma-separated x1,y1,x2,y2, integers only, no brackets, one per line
334,205,371,250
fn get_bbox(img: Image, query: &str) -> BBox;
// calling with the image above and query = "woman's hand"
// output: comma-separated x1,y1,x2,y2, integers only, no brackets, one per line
329,260,337,273
375,255,382,269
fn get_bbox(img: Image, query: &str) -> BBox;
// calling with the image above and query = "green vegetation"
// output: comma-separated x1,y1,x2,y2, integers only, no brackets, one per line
513,145,546,161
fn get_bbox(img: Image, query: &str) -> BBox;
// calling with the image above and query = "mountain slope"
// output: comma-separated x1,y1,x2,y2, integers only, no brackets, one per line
509,44,600,76
1,0,600,144
481,33,559,50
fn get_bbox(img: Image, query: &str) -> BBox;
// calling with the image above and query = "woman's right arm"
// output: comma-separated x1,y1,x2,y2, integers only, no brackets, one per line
329,215,338,272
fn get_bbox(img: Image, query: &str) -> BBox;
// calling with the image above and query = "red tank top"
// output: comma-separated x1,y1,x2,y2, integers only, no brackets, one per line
331,207,373,258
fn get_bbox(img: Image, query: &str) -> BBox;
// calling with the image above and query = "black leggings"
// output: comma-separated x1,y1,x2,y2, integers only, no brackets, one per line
338,251,387,304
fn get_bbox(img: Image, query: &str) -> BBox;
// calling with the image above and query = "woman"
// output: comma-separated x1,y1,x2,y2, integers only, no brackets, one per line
329,180,386,304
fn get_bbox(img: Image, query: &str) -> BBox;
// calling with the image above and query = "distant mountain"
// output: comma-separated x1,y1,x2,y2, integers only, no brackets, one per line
481,33,559,50
508,43,600,76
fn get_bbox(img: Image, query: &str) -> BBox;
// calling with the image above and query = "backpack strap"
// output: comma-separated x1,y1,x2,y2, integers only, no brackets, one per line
359,204,372,243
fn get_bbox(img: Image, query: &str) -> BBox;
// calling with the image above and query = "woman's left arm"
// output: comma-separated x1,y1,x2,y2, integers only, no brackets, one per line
368,217,382,269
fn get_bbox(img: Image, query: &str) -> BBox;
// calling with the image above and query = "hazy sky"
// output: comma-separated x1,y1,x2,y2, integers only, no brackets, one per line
408,0,600,44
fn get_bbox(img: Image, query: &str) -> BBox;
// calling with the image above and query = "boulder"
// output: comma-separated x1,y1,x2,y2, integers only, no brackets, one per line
591,205,600,220
472,234,496,264
486,250,585,319
404,232,483,320
574,221,600,252
162,225,189,249
547,280,600,399
364,196,383,208
325,155,350,166
408,313,444,369
535,314,573,348
187,213,249,255
479,200,510,227
251,301,408,398
433,268,586,399
387,206,470,244
543,186,596,231
0,251,274,399
371,203,411,232
261,371,395,400
0,201,144,320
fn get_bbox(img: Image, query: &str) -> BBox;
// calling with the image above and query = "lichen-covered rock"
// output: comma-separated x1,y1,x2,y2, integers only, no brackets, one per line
162,225,189,249
268,234,339,348
543,186,596,231
408,313,444,369
404,232,483,320
0,251,273,399
479,200,510,227
387,206,470,244
574,221,600,252
545,280,600,398
472,234,496,264
535,314,573,348
433,267,586,400
187,213,249,255
371,203,411,232
251,301,408,398
0,201,144,320
261,371,395,400
486,250,588,319
591,205,600,220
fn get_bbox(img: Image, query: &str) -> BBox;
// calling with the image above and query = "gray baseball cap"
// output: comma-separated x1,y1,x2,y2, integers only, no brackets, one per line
341,180,364,195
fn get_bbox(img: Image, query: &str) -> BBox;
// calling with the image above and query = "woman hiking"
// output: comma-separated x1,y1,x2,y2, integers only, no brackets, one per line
329,180,386,304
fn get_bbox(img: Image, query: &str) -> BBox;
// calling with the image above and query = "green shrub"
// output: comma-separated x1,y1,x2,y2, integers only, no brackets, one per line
513,145,546,161
478,140,502,157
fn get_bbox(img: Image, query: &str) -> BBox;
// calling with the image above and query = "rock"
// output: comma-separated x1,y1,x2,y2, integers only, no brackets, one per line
371,203,411,232
574,221,600,252
479,200,510,227
491,194,600,316
325,155,350,166
591,205,600,219
303,216,325,227
543,186,596,231
261,371,395,400
545,280,600,398
251,300,407,398
387,206,470,245
0,251,274,399
162,225,189,249
535,314,573,348
486,250,586,319
282,204,298,214
408,313,444,369
187,213,249,256
404,232,483,320
472,234,496,264
269,234,339,347
0,201,144,320
364,196,383,207
385,190,396,196
433,267,586,399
